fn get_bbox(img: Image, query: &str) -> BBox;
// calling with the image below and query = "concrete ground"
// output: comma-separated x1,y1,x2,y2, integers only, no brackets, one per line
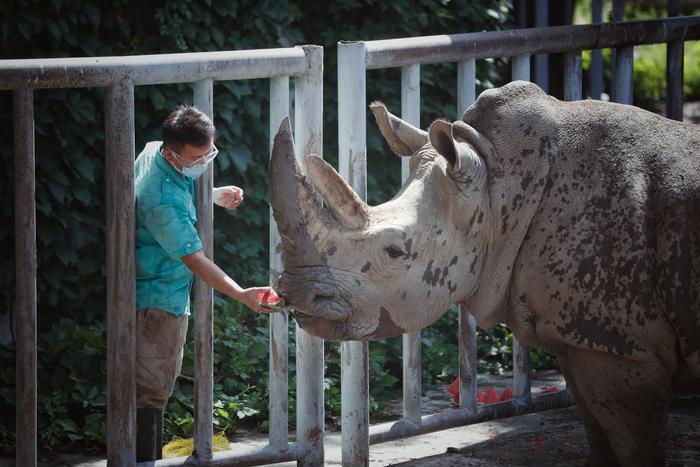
6,371,700,466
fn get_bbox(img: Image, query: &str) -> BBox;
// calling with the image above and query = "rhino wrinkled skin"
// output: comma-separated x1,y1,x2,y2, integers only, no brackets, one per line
268,81,700,466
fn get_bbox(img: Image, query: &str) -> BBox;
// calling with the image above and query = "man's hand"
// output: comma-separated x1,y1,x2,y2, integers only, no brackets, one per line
213,186,244,210
239,287,283,313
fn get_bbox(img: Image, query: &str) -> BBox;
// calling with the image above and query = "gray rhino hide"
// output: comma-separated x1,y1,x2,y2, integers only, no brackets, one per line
462,82,700,466
269,81,700,466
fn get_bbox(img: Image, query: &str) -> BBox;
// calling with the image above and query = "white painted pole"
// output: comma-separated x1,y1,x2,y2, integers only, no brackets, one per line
338,40,370,467
400,63,422,424
294,45,325,467
269,76,290,452
511,55,532,402
193,79,214,463
456,59,479,414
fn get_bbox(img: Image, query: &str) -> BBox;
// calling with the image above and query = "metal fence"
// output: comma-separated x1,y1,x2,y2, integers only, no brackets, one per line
5,46,325,467
335,14,700,465
7,11,700,467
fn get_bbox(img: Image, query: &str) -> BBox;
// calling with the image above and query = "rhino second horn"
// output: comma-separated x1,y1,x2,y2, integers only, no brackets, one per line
370,101,428,157
305,154,369,230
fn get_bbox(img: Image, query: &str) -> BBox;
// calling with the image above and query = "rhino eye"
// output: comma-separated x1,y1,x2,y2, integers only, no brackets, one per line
385,246,405,259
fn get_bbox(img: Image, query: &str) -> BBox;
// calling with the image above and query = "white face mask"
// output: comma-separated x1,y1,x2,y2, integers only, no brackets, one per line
180,162,209,179
164,144,219,179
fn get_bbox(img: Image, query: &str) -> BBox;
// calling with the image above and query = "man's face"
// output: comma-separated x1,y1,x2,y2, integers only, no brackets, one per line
163,142,218,170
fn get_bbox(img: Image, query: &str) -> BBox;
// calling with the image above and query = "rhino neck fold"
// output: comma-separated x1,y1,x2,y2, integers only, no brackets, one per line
464,143,553,329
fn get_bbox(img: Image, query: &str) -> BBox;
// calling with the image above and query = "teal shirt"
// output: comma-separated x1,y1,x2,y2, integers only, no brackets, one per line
135,141,203,316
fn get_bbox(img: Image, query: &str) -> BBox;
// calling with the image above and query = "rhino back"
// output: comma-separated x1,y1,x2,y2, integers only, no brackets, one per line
507,96,700,375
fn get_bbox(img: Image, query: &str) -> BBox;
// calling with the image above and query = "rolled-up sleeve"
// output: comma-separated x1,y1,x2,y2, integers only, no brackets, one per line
142,204,202,260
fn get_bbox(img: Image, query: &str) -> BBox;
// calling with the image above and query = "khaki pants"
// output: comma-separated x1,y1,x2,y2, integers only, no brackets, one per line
136,308,188,409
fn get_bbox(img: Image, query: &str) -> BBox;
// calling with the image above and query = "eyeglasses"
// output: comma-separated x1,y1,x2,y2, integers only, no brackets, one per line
165,144,219,168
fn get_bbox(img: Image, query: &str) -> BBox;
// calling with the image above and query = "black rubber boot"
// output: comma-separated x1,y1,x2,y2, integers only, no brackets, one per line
136,408,159,462
155,408,164,460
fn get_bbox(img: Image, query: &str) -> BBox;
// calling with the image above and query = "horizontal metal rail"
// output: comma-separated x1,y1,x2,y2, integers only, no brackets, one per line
363,16,700,69
0,48,307,90
368,390,575,445
140,443,301,467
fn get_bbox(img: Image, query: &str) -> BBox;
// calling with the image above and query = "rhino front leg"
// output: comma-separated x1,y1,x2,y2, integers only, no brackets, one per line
558,356,620,466
566,349,673,467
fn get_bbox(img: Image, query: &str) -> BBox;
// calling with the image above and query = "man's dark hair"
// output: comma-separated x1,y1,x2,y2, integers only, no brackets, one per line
162,105,215,151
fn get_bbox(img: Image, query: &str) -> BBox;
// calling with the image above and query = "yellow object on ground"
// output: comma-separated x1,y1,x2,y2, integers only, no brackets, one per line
162,432,230,458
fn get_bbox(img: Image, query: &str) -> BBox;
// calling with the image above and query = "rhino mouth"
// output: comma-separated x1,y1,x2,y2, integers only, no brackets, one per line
278,268,351,322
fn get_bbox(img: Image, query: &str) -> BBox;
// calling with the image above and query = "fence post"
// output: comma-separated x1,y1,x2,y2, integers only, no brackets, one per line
456,59,479,414
534,0,549,92
269,76,291,452
564,52,583,101
295,44,325,467
591,0,604,100
613,47,634,105
14,88,37,467
401,63,423,424
666,0,684,121
193,78,214,463
511,55,532,402
338,40,370,467
105,78,136,466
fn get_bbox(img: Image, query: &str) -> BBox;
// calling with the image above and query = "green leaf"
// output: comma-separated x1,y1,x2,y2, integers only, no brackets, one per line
72,184,91,204
46,180,66,203
231,145,252,174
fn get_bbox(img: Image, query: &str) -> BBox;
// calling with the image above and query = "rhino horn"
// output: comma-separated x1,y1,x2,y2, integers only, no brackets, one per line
370,101,428,157
306,155,369,230
428,119,486,185
269,117,329,264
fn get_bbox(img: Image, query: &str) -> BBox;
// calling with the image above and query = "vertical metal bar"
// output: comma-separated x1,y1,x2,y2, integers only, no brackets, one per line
613,46,634,105
338,40,370,467
564,52,583,101
666,0,684,121
612,0,624,21
610,0,625,101
295,44,325,467
192,79,214,463
591,0,604,100
269,76,290,451
512,54,531,83
511,56,532,402
14,88,36,467
457,59,476,117
401,63,422,424
456,59,478,415
105,78,136,466
515,0,527,29
534,0,549,92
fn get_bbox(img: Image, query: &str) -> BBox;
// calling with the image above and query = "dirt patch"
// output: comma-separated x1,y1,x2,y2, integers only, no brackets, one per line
387,400,700,467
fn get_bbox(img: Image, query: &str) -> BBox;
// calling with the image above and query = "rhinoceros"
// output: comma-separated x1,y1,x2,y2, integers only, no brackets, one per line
268,81,700,466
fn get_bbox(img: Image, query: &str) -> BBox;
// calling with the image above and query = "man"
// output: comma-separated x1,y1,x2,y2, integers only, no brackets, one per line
134,105,279,461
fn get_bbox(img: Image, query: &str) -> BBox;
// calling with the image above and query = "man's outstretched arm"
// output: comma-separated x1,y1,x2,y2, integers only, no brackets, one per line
181,250,276,313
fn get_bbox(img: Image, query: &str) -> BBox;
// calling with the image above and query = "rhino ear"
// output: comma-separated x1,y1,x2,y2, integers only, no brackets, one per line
370,101,428,157
428,119,486,185
305,155,369,230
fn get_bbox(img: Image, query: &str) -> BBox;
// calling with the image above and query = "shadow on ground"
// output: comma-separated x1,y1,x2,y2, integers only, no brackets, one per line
388,399,700,467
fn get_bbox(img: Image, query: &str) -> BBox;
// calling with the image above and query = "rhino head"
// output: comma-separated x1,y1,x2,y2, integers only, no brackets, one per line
269,87,545,341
